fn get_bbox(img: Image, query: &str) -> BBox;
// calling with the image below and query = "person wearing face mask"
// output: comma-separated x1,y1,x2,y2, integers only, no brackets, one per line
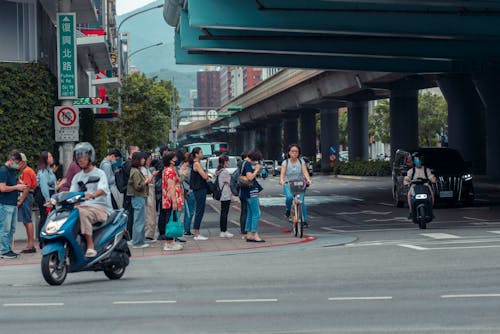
0,150,30,259
99,149,122,209
404,152,436,219
36,151,57,238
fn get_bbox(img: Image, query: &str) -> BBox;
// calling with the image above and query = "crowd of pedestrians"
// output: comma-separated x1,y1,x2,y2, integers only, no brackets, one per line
0,145,272,258
0,144,273,259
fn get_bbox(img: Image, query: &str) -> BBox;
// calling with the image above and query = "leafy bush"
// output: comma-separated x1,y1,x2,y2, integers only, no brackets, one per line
0,63,57,164
333,161,391,176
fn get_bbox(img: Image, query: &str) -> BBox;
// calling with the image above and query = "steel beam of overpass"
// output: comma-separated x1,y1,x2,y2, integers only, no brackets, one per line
188,0,500,39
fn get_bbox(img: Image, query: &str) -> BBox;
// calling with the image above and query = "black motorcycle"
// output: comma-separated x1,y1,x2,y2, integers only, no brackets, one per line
409,178,434,229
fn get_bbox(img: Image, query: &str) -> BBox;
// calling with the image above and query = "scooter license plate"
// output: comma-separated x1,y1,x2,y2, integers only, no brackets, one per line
440,190,454,198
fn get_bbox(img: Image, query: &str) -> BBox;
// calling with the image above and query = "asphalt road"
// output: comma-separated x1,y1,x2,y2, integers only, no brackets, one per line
2,175,500,333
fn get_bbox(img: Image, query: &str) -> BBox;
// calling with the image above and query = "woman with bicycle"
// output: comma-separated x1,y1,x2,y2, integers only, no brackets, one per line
280,144,312,227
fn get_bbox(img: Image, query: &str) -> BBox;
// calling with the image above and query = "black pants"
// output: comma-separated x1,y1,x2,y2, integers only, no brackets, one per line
157,202,168,238
239,196,248,234
160,208,174,241
123,195,134,238
220,200,231,232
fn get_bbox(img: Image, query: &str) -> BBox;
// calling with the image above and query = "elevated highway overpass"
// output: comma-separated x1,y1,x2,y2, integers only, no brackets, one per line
165,0,500,180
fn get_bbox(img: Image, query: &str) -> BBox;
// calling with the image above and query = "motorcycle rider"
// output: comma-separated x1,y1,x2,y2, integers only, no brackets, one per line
403,152,436,219
69,143,112,257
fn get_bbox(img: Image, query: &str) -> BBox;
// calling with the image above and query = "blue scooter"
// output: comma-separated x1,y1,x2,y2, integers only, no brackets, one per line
40,177,130,285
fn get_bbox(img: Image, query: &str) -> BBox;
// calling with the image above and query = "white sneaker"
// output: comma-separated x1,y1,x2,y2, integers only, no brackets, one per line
132,243,150,249
163,243,183,251
194,235,208,241
220,231,234,238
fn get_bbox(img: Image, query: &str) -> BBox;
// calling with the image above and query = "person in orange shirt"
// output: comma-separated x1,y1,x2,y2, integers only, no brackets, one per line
17,153,38,253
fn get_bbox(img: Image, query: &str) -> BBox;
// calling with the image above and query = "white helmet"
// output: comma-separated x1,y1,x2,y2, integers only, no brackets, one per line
73,142,95,163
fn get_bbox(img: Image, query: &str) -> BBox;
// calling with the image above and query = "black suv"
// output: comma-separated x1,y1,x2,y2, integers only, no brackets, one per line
392,148,475,207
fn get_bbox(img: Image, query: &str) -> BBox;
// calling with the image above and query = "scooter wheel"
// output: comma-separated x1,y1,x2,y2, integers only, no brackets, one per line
41,252,67,286
104,265,126,280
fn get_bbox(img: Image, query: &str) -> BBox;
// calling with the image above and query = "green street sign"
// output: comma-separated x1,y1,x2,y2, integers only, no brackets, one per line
57,13,77,99
227,105,243,112
218,112,232,118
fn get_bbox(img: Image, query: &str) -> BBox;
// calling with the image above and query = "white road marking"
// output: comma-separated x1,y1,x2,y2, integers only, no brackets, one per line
321,227,345,232
398,244,428,251
489,231,500,234
215,299,277,303
441,294,500,299
312,190,321,194
420,233,461,239
425,245,500,250
377,202,394,207
3,303,64,307
337,210,391,216
463,216,486,221
113,300,177,305
328,296,392,301
364,217,408,222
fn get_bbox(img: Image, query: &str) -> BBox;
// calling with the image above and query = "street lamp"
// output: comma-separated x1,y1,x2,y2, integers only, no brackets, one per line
128,42,164,64
117,4,164,114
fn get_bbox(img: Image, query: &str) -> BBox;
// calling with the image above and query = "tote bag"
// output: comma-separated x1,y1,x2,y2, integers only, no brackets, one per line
165,211,183,238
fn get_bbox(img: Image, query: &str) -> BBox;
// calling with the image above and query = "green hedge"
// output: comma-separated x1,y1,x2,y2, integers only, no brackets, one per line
0,63,57,164
333,161,391,176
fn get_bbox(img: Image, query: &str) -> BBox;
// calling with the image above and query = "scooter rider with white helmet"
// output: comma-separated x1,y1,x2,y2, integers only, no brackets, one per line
70,142,112,257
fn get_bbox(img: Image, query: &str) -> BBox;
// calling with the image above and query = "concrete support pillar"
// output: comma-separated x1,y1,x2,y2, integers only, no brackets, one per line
390,89,418,160
320,108,339,172
283,115,299,149
438,74,486,174
265,121,283,160
347,101,369,161
255,126,266,155
299,110,317,159
473,70,500,180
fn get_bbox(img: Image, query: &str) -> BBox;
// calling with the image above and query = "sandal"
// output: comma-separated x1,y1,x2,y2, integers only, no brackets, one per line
85,249,97,258
20,247,36,254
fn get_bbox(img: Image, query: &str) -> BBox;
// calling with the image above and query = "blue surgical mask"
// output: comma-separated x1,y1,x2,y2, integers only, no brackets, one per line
414,158,422,167
10,163,19,170
174,160,181,167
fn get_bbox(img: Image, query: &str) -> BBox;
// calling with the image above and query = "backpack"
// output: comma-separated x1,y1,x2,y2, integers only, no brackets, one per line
230,168,241,196
410,167,428,181
114,167,127,193
212,174,226,201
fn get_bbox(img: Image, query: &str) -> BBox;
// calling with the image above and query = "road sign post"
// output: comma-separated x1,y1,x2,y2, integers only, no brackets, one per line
54,106,79,142
57,13,78,99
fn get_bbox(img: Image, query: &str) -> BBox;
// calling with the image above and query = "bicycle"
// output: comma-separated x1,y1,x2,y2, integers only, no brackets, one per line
289,179,308,238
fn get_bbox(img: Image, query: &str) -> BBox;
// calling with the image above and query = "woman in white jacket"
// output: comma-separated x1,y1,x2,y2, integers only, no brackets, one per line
216,155,234,238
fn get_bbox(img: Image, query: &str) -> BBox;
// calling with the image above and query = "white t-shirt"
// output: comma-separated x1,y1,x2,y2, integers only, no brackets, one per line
70,167,113,214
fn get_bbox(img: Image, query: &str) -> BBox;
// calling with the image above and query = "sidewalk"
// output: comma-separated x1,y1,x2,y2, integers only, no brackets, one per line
2,199,316,266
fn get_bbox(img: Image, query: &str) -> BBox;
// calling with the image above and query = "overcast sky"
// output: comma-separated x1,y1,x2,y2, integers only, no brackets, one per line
116,0,157,15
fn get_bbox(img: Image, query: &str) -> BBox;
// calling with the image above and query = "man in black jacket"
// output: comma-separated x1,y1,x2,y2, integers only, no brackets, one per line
122,145,139,237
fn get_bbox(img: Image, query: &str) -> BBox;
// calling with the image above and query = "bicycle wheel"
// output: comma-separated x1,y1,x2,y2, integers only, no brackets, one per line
295,205,304,238
292,203,298,237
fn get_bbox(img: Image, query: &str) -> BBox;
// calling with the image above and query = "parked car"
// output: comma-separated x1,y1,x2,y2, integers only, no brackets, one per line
262,160,275,176
207,156,239,177
272,157,313,177
392,148,475,207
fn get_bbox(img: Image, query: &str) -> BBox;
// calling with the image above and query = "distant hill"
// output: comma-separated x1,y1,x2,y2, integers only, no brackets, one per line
117,1,200,106
150,69,197,108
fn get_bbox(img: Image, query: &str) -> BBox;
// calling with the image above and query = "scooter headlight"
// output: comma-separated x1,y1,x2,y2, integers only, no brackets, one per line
44,217,68,235
462,174,473,181
415,194,428,200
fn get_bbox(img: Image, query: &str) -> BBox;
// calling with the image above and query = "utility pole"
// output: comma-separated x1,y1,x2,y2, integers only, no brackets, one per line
57,0,77,174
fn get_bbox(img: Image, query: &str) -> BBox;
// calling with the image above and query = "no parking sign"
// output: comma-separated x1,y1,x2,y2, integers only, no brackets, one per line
54,106,79,142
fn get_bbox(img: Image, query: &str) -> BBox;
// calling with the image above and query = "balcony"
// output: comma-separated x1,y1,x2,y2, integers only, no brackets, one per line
39,0,98,24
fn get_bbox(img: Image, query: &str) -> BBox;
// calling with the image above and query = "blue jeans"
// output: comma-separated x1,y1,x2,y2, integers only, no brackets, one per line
284,184,307,222
131,196,146,246
0,204,17,254
193,188,207,230
245,197,260,233
183,191,195,233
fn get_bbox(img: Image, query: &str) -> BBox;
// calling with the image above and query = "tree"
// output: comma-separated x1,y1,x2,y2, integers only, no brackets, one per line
418,91,447,147
107,73,179,152
369,99,390,143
